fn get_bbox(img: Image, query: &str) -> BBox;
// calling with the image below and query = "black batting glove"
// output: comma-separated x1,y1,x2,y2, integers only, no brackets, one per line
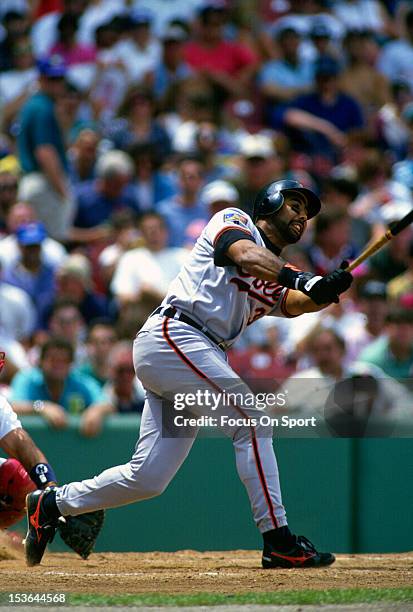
278,262,353,305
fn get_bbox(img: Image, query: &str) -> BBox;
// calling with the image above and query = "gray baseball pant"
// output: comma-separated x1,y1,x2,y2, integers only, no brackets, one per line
56,315,287,533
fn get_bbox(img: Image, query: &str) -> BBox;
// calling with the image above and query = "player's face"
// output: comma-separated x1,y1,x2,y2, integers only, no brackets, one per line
271,193,308,244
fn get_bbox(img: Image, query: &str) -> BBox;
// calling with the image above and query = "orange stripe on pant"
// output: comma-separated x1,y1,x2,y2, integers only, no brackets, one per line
162,317,278,529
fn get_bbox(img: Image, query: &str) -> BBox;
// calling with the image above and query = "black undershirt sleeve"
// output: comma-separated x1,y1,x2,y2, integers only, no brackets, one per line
214,229,256,267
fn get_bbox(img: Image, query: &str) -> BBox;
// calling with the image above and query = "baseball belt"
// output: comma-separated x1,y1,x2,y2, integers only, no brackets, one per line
151,306,229,351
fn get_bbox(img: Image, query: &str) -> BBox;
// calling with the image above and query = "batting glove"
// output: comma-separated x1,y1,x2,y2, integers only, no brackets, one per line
279,261,353,305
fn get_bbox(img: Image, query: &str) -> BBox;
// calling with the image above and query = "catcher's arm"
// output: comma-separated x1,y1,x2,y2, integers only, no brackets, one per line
1,428,57,488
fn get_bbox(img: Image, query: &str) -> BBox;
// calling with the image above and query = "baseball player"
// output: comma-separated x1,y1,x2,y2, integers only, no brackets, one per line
0,352,58,530
25,180,353,568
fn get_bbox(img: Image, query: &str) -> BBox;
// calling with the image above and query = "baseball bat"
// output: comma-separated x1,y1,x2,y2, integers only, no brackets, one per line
346,209,413,273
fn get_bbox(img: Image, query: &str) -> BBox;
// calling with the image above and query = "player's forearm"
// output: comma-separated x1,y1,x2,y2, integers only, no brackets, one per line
227,241,284,280
0,428,47,472
284,289,328,316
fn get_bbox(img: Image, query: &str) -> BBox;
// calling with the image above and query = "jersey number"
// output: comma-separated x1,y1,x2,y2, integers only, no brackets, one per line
247,307,266,325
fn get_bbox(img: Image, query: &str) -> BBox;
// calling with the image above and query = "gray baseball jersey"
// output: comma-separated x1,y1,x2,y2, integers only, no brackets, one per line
55,207,293,535
162,207,293,346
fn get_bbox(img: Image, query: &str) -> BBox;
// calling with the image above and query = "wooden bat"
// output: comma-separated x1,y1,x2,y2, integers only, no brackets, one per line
346,209,413,272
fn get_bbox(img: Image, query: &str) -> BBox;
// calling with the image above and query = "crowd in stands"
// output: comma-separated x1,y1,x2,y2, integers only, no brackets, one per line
1,0,413,433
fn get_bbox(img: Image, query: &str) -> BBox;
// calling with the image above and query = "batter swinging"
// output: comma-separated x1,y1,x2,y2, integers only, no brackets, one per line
25,180,353,568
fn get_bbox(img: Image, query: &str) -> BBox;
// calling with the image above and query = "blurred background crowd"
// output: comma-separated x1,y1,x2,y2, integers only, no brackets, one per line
1,0,413,435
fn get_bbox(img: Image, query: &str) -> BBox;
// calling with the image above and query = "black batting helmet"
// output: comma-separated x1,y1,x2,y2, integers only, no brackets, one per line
252,179,321,222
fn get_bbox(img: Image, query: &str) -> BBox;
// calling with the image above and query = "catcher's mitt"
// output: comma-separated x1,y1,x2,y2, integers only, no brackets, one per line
58,510,105,559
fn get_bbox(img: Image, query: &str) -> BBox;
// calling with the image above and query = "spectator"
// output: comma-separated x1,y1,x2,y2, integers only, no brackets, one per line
128,142,176,211
229,323,294,393
47,299,86,364
72,318,117,387
344,280,389,363
17,54,75,240
55,80,86,143
0,171,19,230
378,8,413,91
391,102,413,186
285,325,409,418
0,10,29,72
150,24,191,106
0,202,67,271
387,237,413,301
0,34,37,125
340,30,391,126
233,134,281,216
359,307,413,382
112,8,161,85
277,55,364,171
378,79,413,161
2,222,56,326
194,122,231,183
107,87,171,158
88,19,128,122
321,175,370,250
350,150,412,224
80,341,144,437
111,211,187,310
200,179,239,216
30,0,87,59
306,210,356,275
183,179,239,246
308,21,338,62
184,1,258,100
332,0,392,36
367,201,412,283
67,128,99,186
10,337,110,429
0,260,36,344
259,25,314,103
55,253,110,324
50,13,96,67
157,156,208,247
72,149,137,243
97,209,140,289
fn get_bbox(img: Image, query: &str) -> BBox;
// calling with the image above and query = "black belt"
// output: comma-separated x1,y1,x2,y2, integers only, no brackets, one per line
152,306,228,351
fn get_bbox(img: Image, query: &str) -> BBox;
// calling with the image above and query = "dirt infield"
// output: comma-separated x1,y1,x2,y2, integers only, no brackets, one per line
1,538,413,595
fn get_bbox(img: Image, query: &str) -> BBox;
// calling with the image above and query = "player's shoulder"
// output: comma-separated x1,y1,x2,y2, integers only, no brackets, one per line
209,207,254,229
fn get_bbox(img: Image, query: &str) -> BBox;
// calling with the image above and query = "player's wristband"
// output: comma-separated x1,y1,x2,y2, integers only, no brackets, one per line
277,265,301,289
278,266,322,293
29,463,57,489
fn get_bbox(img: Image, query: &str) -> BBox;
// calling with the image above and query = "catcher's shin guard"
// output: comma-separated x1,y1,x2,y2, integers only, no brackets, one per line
262,535,335,569
24,488,59,567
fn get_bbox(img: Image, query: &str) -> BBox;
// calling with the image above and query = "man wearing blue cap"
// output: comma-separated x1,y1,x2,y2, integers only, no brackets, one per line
17,55,75,241
2,221,56,327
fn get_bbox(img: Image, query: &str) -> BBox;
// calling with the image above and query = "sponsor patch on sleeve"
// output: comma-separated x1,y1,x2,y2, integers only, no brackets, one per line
223,211,249,227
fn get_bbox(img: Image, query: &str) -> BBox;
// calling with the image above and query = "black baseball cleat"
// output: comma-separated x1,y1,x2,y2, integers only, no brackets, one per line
24,488,58,567
262,535,335,569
